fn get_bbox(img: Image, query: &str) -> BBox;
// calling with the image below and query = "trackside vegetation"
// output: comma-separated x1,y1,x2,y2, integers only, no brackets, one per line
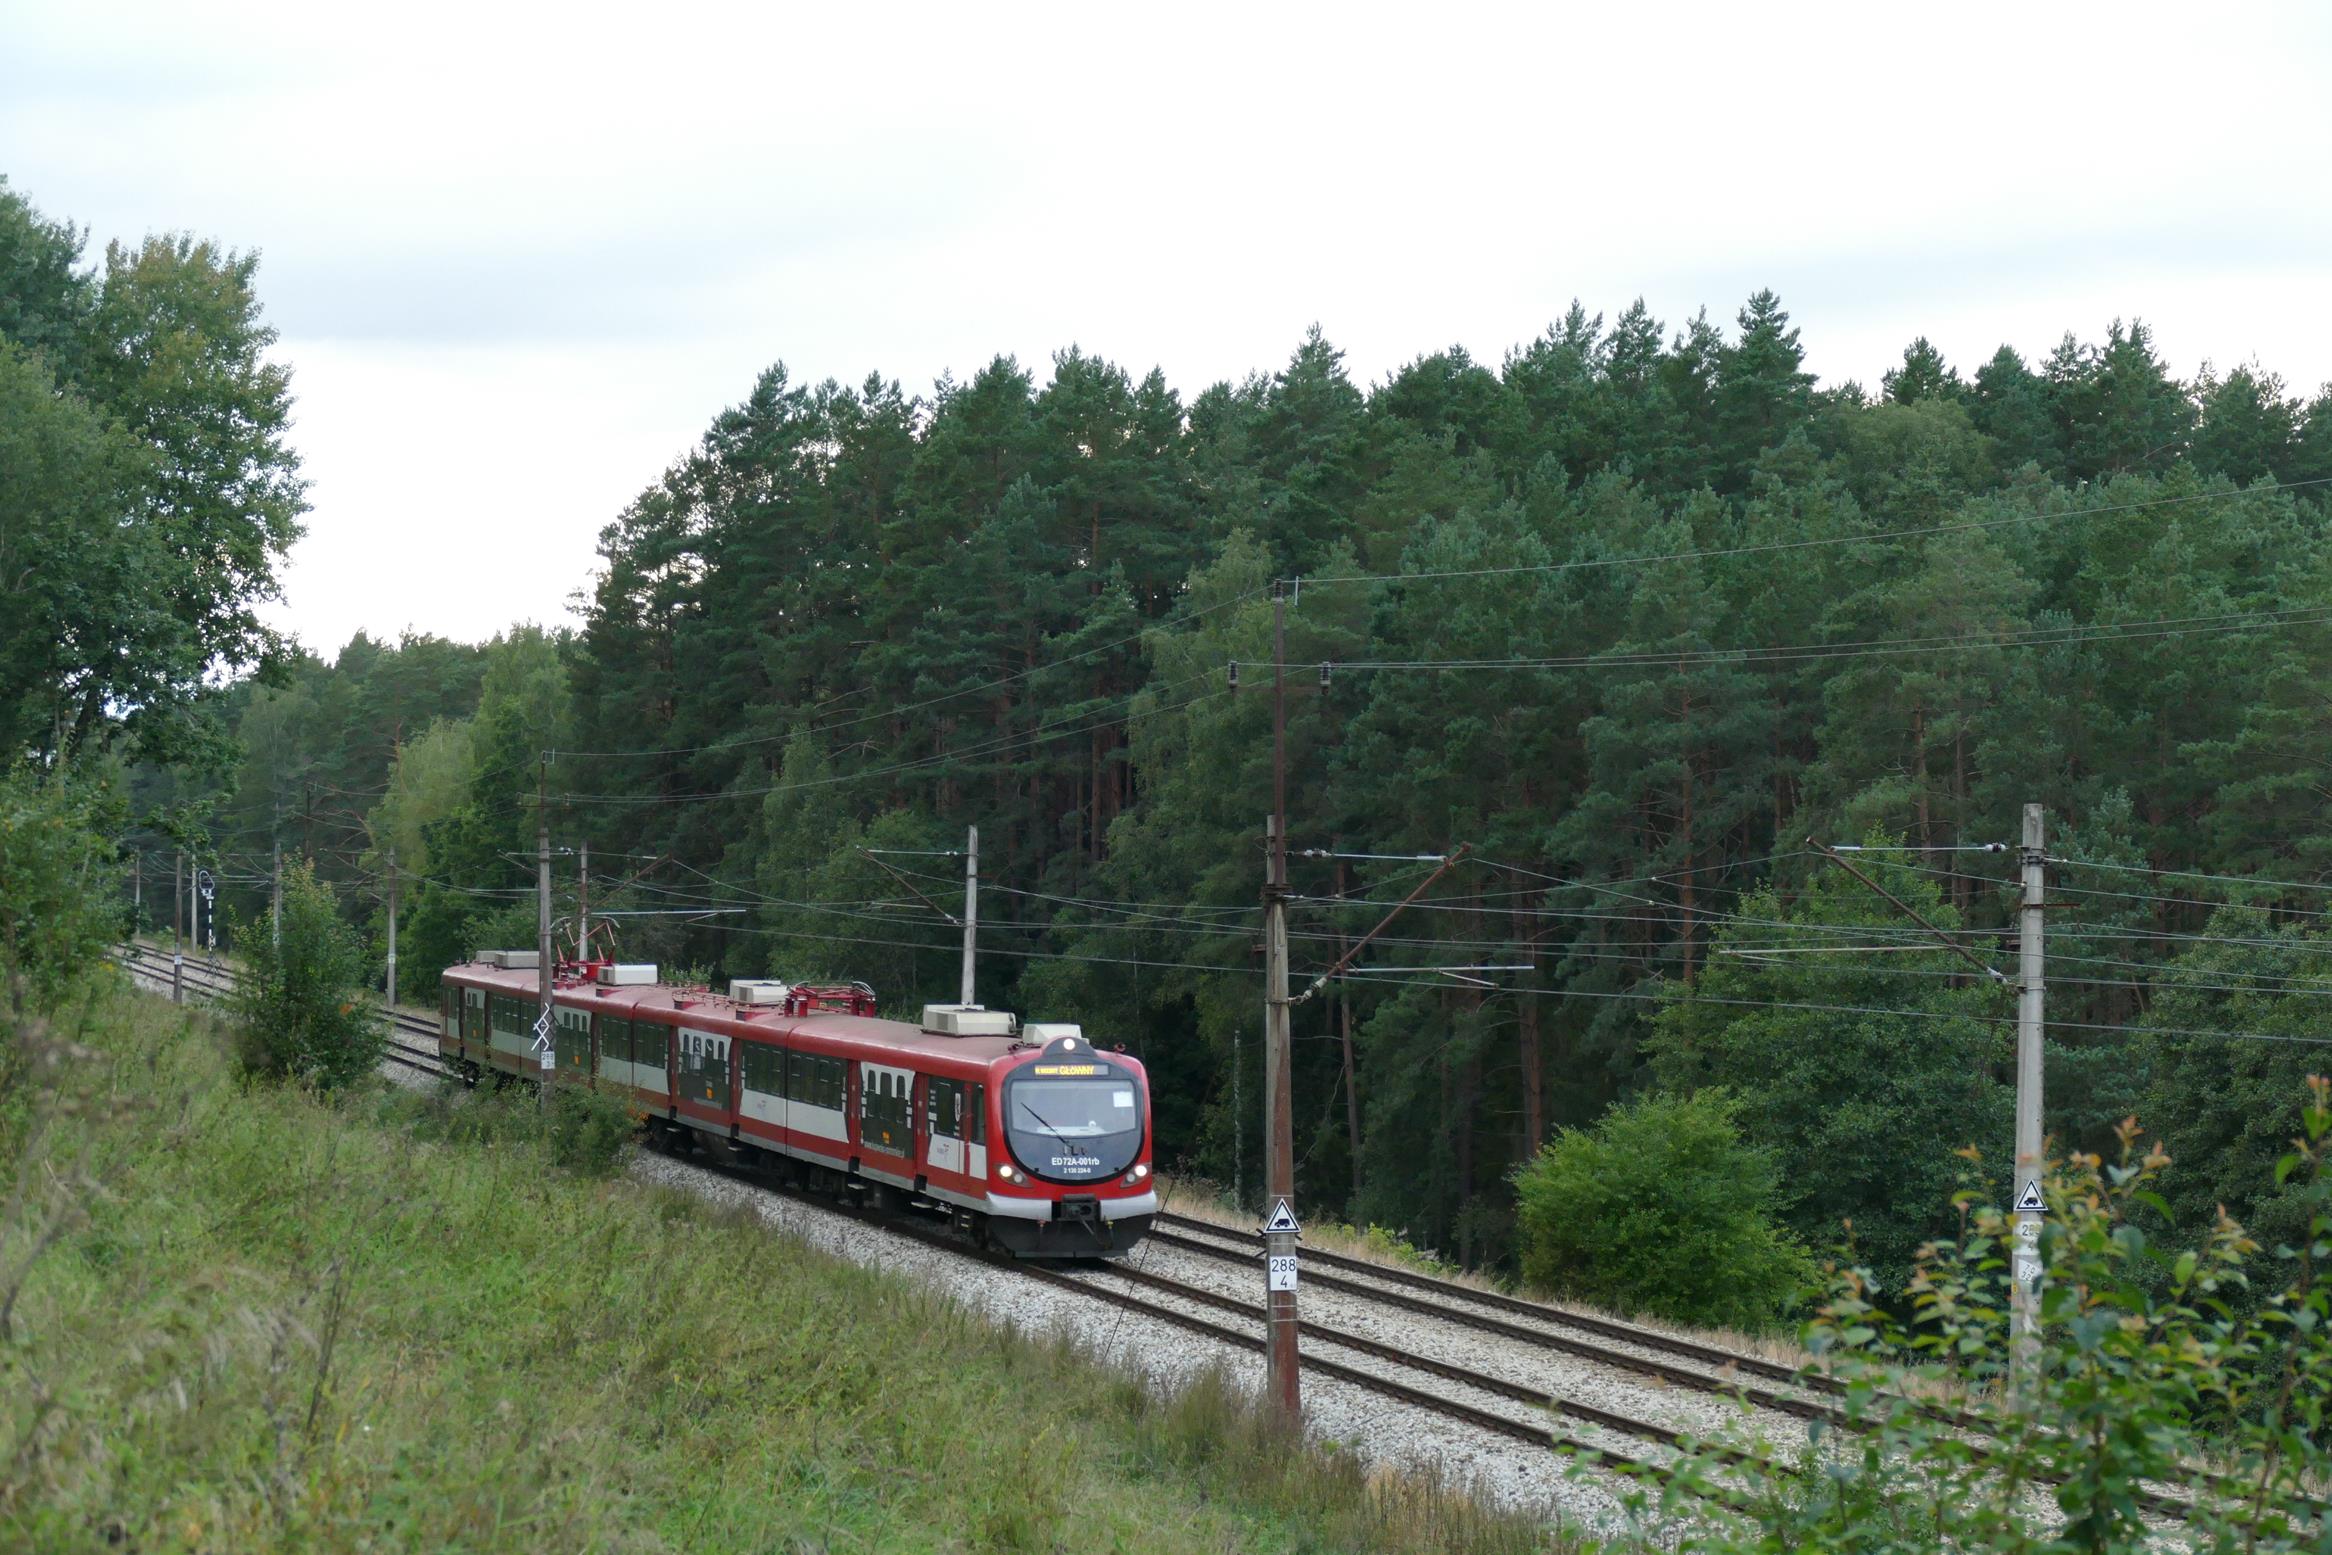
1511,1092,1812,1332
0,979,1565,1554
1615,1096,2332,1554
0,766,121,1018
227,860,382,1089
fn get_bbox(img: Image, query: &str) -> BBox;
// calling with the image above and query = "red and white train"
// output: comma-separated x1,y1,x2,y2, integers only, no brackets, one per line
436,953,1156,1257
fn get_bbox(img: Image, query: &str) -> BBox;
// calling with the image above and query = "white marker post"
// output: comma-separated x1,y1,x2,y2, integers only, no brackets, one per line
196,867,217,959
1263,1197,1300,1297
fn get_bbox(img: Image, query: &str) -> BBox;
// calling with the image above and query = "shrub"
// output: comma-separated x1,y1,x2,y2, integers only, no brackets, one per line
383,1079,633,1178
229,861,382,1089
1512,1089,1813,1330
0,765,122,1016
1627,1084,2332,1553
545,1083,636,1177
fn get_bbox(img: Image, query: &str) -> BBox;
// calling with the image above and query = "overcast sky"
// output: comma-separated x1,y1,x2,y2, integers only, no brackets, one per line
7,1,2329,657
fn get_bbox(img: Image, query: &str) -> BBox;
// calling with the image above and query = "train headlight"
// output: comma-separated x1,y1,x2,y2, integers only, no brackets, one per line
997,1163,1021,1184
1127,1162,1150,1184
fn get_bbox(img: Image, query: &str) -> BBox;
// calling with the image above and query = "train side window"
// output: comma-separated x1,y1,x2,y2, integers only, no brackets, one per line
741,1042,777,1095
966,1084,985,1145
928,1078,960,1139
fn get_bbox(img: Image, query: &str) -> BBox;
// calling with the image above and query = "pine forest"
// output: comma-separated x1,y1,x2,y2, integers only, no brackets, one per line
17,180,2332,1288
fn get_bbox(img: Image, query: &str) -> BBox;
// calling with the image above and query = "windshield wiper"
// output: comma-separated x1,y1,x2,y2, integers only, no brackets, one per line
1016,1098,1083,1148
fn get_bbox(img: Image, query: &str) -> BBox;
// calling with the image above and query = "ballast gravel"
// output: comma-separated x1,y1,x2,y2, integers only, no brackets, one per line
623,1149,1640,1532
1108,1233,1801,1456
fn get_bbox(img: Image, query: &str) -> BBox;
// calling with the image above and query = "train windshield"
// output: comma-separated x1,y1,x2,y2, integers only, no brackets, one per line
1003,1075,1144,1184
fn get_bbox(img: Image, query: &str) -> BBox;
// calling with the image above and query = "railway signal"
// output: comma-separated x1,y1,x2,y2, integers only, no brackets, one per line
196,866,217,955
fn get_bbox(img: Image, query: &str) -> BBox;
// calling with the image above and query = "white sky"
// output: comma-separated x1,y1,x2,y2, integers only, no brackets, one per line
6,1,2329,656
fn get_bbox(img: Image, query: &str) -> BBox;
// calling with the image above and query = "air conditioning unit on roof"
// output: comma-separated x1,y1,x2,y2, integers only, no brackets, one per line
921,1004,1016,1037
597,963,657,986
1023,1022,1083,1044
484,950,539,970
730,979,791,1004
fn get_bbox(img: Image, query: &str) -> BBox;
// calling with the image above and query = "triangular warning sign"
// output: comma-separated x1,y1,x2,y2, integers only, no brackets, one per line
1261,1198,1301,1236
2013,1179,2046,1215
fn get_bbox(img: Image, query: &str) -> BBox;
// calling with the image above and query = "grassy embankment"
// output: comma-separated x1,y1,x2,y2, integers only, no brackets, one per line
1,978,1574,1553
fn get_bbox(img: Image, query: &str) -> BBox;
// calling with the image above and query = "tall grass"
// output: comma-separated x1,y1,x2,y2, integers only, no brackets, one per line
1,979,1580,1553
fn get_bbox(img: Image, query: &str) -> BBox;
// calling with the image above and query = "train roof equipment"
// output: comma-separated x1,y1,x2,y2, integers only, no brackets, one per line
921,1004,1017,1037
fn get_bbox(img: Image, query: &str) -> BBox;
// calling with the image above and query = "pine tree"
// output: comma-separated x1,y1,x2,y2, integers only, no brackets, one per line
1714,290,1814,485
2190,361,2301,483
1881,336,1960,404
1968,345,2062,474
1650,856,2014,1288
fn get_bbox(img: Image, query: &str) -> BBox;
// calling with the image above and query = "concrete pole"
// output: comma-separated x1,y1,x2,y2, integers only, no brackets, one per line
2012,804,2047,1365
577,840,590,966
132,852,141,936
385,844,399,1012
959,825,979,1006
538,759,555,1113
1262,583,1301,1420
174,848,184,952
270,834,282,949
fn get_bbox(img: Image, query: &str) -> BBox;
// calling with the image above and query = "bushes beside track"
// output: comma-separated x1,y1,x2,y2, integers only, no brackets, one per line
0,981,1575,1554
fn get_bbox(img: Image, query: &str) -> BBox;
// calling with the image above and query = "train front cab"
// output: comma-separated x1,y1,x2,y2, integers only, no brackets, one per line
979,1034,1157,1258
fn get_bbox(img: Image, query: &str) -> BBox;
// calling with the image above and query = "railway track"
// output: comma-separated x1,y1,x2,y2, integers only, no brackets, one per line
1149,1214,1848,1428
117,943,449,1079
116,944,1692,1497
107,943,2228,1525
1149,1210,2215,1523
653,1139,1739,1506
1155,1211,1832,1399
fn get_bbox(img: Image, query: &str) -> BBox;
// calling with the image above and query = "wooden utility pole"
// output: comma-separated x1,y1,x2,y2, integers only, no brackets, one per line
2012,805,2047,1370
537,758,554,1114
1334,856,1363,1201
1261,582,1301,1419
385,844,400,1011
172,847,185,1003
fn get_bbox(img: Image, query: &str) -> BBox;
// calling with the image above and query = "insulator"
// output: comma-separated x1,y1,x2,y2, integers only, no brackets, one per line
1227,660,1240,689
1318,662,1333,687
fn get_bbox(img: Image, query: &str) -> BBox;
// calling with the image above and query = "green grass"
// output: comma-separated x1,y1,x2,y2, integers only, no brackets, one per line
1,980,1576,1554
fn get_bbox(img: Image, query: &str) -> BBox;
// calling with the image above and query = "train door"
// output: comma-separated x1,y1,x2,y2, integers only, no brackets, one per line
462,986,485,1051
965,1082,987,1180
859,1065,912,1159
925,1077,966,1178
